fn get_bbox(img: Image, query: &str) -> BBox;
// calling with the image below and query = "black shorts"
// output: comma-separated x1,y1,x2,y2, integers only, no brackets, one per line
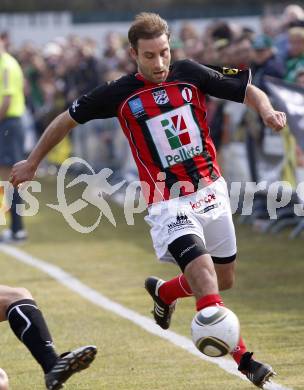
0,117,25,166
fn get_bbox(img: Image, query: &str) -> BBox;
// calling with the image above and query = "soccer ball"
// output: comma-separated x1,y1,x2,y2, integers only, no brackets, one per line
191,306,240,357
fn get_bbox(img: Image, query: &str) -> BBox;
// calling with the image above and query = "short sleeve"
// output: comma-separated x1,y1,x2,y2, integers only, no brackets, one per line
181,60,251,103
68,82,118,124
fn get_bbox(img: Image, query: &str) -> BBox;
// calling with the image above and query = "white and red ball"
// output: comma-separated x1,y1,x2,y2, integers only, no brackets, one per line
191,306,240,357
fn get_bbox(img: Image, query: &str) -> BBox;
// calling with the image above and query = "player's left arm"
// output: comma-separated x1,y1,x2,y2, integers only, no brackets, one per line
244,84,286,132
187,61,286,132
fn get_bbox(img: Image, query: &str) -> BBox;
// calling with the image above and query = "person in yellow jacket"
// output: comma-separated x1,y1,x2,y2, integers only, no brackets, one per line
0,37,27,242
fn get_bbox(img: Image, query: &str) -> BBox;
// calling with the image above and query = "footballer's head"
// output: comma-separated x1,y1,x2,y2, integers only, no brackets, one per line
128,12,171,84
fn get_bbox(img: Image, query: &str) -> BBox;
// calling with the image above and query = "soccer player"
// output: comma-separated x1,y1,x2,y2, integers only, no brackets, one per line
9,13,286,388
0,285,97,389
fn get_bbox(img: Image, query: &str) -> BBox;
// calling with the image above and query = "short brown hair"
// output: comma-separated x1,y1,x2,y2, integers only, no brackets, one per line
128,12,170,49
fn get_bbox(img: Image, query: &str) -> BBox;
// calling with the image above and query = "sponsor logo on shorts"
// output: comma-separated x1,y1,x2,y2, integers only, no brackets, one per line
200,204,218,214
167,213,195,234
190,193,216,210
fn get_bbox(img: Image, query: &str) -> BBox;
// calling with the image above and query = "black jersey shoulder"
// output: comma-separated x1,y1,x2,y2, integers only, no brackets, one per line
69,74,144,124
169,59,218,83
168,59,251,103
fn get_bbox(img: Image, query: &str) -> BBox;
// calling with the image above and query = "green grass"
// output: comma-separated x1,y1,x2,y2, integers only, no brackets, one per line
0,177,303,389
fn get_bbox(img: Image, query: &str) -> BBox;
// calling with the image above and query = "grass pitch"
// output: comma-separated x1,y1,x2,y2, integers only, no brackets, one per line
0,177,303,389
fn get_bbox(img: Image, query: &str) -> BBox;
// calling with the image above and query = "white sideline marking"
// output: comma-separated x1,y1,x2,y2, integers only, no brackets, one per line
0,244,292,390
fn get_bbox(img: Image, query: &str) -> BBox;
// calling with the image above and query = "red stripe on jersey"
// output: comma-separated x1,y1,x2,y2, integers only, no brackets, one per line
118,81,221,204
167,84,219,191
137,88,161,118
118,104,166,204
187,87,221,179
136,87,192,199
142,89,172,201
163,84,199,195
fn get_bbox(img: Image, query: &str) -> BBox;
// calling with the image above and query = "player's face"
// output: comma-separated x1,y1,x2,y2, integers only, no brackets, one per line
131,33,171,84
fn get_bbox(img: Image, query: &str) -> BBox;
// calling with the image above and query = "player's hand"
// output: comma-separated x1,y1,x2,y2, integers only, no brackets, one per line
262,110,286,132
9,160,37,187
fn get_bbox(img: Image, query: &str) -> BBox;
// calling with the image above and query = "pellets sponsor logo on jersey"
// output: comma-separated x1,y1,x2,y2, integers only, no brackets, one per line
128,97,145,118
167,213,195,234
71,99,80,113
152,89,169,105
162,114,191,149
189,193,216,210
181,87,193,103
146,105,203,168
222,67,239,76
161,113,201,166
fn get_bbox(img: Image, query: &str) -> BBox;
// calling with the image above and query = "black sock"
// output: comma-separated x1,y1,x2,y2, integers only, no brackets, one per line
6,299,58,373
10,188,24,233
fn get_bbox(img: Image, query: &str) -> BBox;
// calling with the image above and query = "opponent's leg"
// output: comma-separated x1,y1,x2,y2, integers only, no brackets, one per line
0,285,97,389
5,290,59,373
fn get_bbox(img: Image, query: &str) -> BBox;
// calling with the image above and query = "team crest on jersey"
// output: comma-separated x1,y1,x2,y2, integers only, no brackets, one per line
152,89,169,105
182,87,193,103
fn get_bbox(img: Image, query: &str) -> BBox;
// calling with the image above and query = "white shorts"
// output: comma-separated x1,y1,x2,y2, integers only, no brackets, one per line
144,177,237,264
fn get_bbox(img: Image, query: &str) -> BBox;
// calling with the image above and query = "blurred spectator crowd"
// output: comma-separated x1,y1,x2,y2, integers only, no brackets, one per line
2,3,304,234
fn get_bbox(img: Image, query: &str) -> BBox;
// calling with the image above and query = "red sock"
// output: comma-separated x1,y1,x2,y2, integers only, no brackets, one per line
231,336,247,365
196,294,224,311
158,274,193,304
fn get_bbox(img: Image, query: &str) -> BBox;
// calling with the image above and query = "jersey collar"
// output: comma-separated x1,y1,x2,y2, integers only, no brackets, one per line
135,72,168,86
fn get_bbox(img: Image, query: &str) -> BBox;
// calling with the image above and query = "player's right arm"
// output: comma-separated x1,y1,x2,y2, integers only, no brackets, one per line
10,76,128,187
10,110,77,187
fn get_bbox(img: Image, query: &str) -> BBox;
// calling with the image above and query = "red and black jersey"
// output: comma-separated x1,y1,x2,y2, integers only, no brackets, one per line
69,59,251,205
